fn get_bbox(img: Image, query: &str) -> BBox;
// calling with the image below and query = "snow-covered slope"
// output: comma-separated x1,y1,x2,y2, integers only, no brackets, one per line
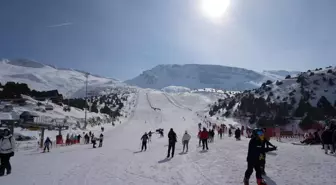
3,89,336,185
0,59,122,97
208,66,336,129
125,64,297,91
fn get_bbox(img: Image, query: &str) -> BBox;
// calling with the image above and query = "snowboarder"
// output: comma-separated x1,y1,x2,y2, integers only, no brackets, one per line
167,128,177,158
235,128,241,140
200,128,209,150
43,137,52,152
141,133,149,151
0,128,15,176
243,129,276,185
99,133,104,147
182,131,191,153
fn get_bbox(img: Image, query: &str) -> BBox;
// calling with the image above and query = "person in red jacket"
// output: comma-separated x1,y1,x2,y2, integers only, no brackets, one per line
200,127,209,150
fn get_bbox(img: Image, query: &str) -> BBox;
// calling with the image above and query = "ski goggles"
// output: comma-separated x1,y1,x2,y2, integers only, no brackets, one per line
256,131,264,136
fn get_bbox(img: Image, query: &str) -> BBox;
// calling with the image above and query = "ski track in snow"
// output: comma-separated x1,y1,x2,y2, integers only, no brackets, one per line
2,90,336,185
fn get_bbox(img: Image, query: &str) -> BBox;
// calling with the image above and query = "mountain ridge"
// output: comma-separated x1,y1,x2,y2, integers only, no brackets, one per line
125,64,299,91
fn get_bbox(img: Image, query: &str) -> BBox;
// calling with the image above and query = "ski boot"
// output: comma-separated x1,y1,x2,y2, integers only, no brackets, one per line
257,178,267,185
243,177,249,185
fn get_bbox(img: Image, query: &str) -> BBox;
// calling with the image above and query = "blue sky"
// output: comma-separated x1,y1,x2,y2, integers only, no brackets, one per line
1,0,336,80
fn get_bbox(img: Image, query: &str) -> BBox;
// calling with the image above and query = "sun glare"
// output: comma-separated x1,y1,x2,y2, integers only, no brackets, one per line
200,0,230,20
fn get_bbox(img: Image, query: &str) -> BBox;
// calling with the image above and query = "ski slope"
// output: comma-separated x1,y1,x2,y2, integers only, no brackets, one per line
2,90,336,185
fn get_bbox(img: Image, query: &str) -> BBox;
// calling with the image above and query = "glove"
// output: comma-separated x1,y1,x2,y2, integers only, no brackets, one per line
259,154,265,160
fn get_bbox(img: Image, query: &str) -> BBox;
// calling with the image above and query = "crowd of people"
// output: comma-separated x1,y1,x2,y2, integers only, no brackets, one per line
300,124,336,155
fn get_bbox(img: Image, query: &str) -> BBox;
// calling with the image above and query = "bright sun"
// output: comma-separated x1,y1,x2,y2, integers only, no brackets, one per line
200,0,230,19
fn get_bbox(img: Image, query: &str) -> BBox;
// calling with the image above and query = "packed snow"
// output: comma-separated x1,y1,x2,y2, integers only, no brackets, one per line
2,89,336,185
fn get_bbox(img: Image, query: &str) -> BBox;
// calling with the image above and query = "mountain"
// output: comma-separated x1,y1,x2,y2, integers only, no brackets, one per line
0,59,123,97
125,64,297,91
262,70,300,80
208,66,336,130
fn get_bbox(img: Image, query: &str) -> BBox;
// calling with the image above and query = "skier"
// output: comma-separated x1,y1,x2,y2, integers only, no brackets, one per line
92,134,97,148
243,129,276,185
167,128,177,158
198,129,202,147
148,131,152,142
200,128,209,150
99,133,104,147
235,128,241,140
0,128,15,176
84,133,90,144
198,123,202,130
321,127,334,154
182,130,191,153
229,128,232,137
43,137,52,152
77,134,82,144
218,127,223,139
141,133,149,151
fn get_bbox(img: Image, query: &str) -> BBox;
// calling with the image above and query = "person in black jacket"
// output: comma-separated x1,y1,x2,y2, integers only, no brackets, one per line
167,128,177,158
235,128,241,140
141,133,149,151
321,127,334,154
244,129,276,185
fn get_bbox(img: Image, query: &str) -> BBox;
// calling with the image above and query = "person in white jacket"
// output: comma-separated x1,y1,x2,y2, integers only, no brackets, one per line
182,131,191,153
0,128,15,176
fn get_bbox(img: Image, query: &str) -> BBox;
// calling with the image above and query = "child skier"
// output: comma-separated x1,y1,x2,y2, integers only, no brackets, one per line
43,137,52,152
243,129,276,185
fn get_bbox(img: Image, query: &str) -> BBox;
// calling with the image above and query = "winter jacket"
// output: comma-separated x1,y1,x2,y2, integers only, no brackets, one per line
182,133,191,142
141,134,149,142
321,130,333,144
0,135,15,154
199,131,209,140
168,130,177,144
332,130,336,144
44,138,52,147
247,136,274,163
235,129,241,138
99,134,104,141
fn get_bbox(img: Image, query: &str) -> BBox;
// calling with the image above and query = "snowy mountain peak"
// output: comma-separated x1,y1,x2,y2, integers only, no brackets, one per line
126,64,295,91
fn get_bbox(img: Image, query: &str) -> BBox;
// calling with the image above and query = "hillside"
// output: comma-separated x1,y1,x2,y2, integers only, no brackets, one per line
125,64,297,91
0,81,138,129
208,66,336,130
0,59,123,97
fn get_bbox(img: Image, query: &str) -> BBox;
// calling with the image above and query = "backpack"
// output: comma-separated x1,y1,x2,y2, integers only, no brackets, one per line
1,136,12,145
